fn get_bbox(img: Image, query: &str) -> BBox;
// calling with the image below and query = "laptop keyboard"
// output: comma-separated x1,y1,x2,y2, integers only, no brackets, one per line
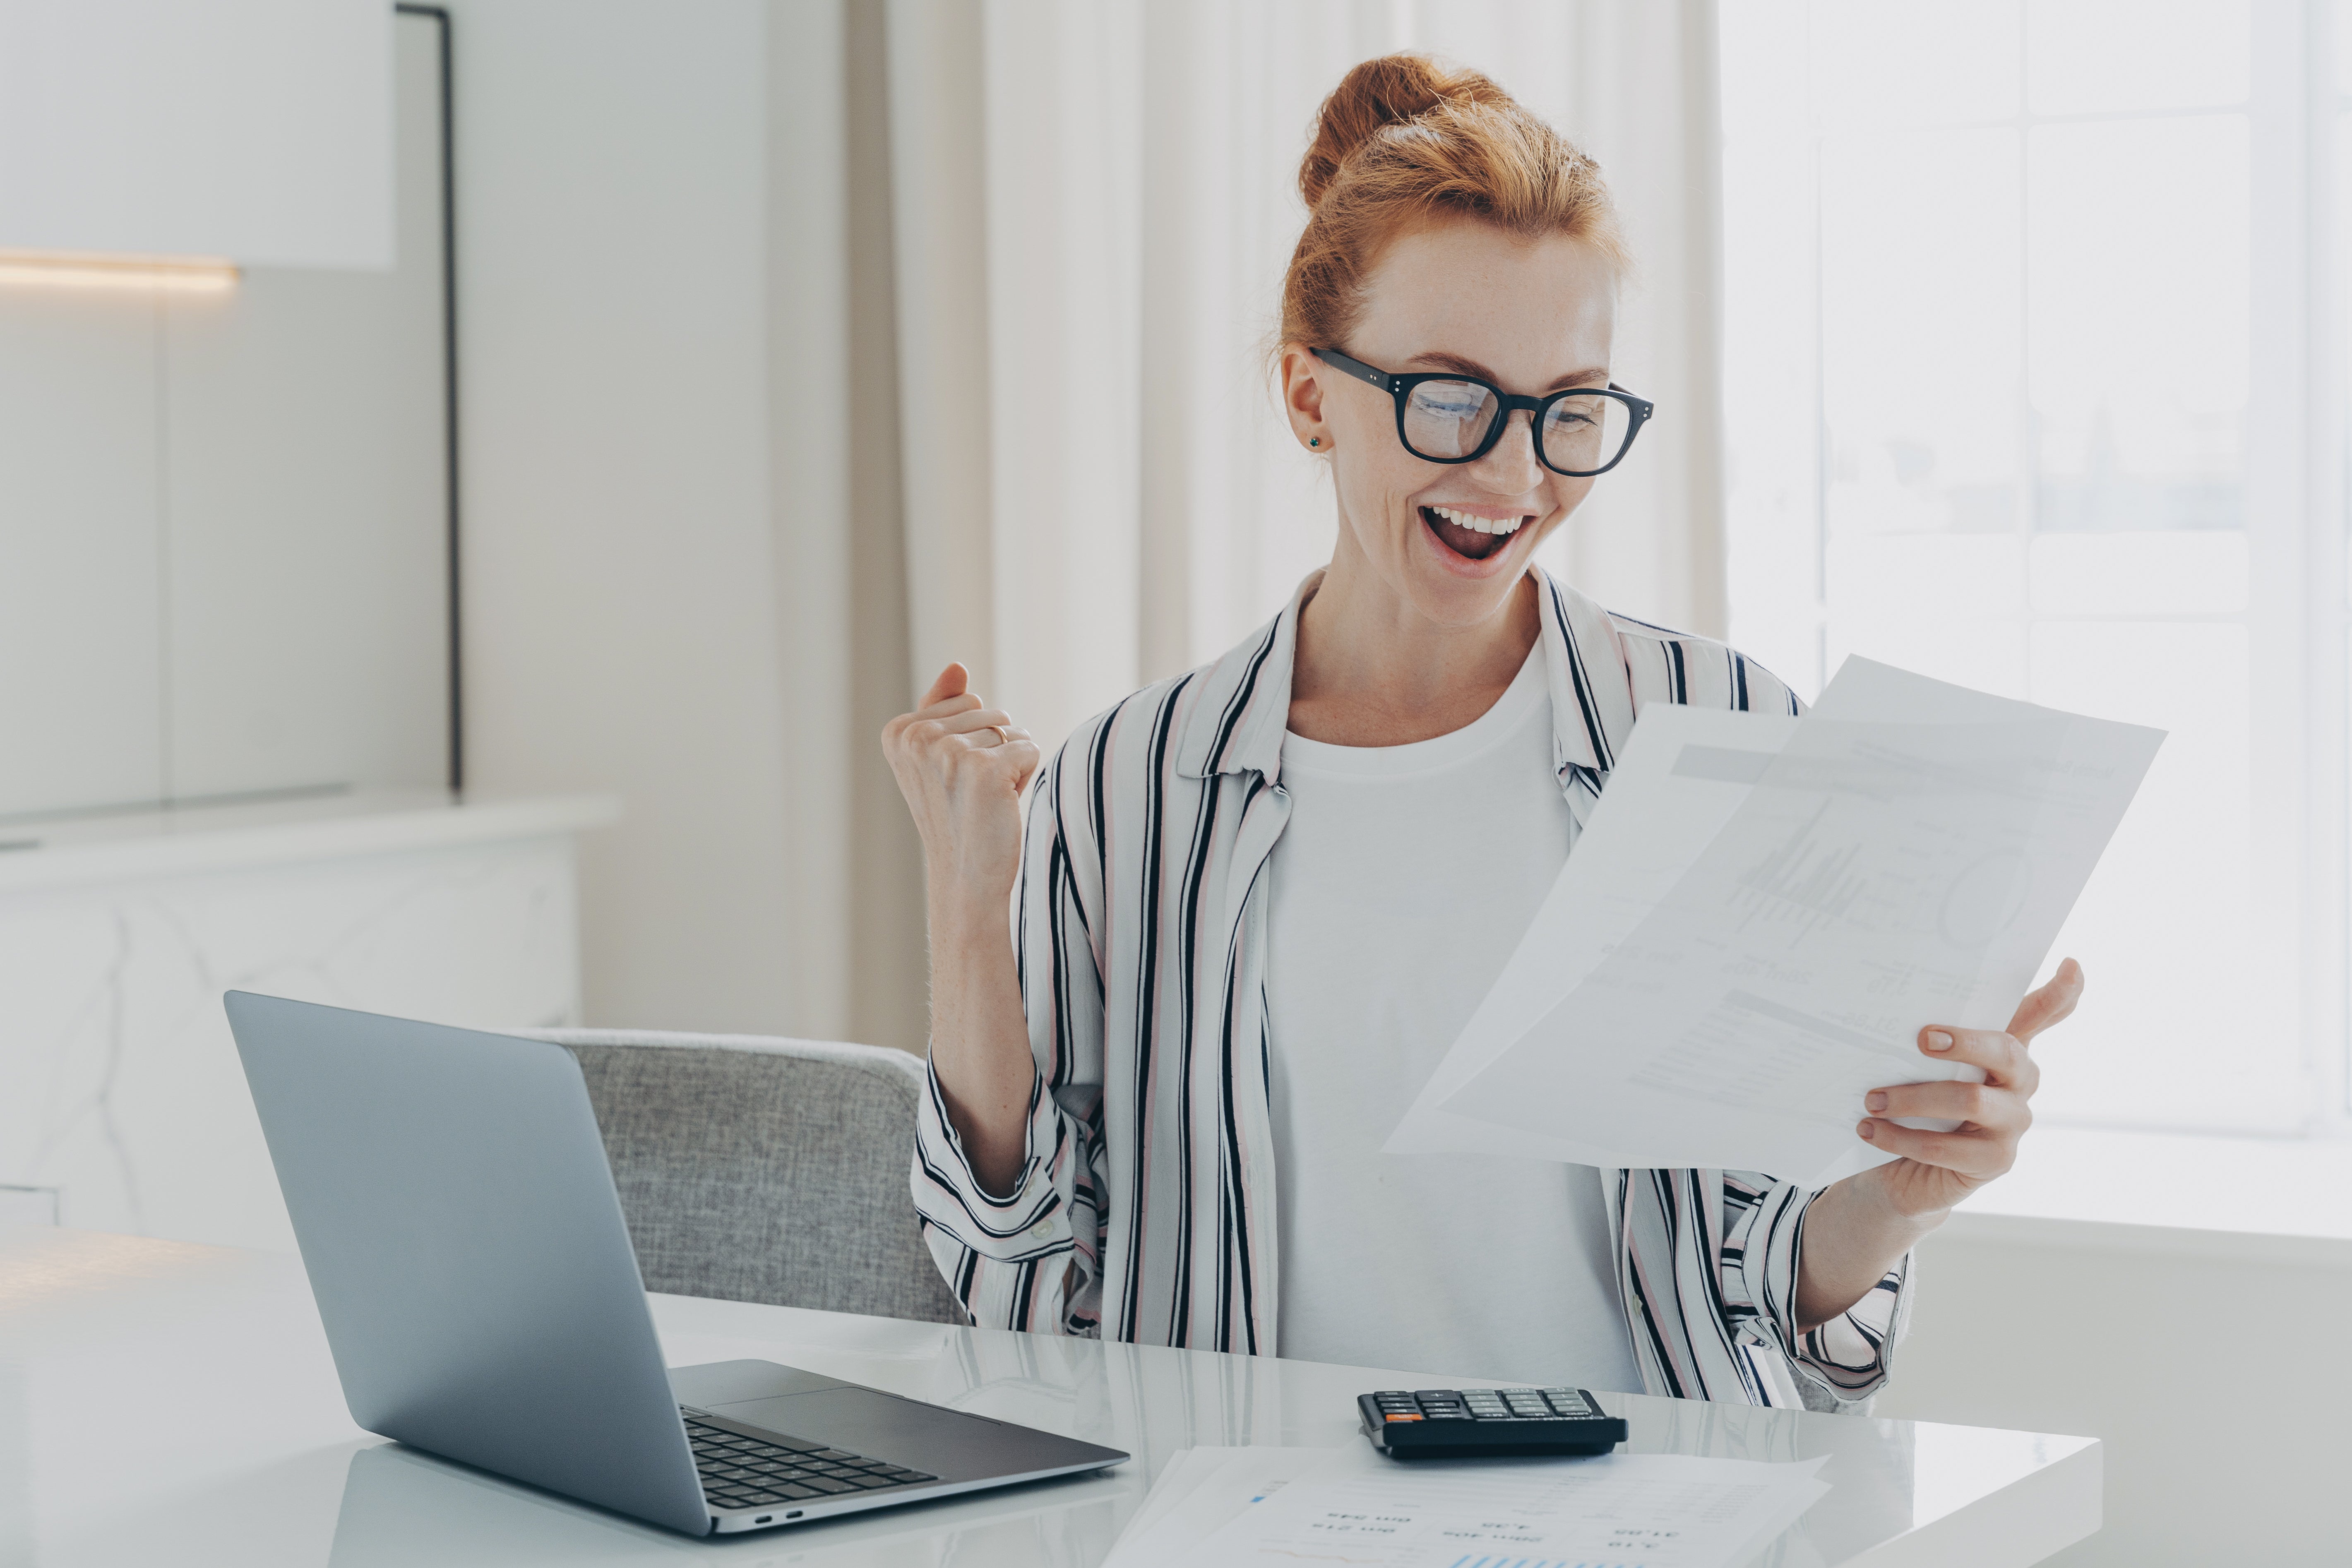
684,1414,939,1512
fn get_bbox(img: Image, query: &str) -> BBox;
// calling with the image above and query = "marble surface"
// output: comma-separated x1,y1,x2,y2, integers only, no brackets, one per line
0,1227,2102,1568
0,793,613,1250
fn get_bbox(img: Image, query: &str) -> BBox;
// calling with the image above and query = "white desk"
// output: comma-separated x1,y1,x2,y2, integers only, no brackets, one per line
0,1227,2099,1566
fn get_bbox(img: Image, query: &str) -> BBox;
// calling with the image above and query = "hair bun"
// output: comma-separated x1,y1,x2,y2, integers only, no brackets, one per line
1299,53,1510,209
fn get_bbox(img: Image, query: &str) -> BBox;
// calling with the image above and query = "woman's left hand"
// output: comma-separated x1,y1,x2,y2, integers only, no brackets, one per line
1854,957,2083,1219
1794,959,2085,1330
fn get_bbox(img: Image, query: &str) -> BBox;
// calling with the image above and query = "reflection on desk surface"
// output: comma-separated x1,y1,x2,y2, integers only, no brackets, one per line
328,1442,1128,1567
4,1226,2099,1568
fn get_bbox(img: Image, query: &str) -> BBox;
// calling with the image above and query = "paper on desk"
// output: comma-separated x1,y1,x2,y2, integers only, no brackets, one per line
1177,1447,1830,1568
1103,1448,1226,1565
1437,658,2163,1187
1385,704,1801,1164
1101,1446,1329,1568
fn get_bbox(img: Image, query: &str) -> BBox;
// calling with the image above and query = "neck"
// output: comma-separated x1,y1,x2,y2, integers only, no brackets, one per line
1288,536,1541,747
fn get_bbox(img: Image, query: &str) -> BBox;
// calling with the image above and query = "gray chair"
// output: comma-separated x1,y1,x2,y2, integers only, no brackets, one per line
514,1028,964,1325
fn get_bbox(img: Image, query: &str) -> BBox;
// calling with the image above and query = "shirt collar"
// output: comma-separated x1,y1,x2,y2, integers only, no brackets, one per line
1173,563,1620,785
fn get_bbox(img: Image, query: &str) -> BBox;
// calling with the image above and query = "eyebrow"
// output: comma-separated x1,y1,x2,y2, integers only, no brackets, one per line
1402,350,1611,392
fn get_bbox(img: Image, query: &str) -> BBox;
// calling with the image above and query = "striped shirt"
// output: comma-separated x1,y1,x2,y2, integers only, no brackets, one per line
911,566,1909,1410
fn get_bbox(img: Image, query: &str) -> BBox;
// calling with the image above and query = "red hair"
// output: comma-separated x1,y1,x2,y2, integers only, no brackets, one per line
1281,54,1627,352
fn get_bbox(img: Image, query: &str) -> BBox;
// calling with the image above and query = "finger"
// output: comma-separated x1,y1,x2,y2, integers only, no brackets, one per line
933,708,1017,739
1918,1024,2035,1092
1855,1117,2011,1178
915,691,985,722
919,662,971,709
1864,1079,2028,1135
2005,957,2084,1046
1004,738,1043,792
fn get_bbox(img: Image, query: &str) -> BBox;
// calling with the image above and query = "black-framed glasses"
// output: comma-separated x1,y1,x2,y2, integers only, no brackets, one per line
1312,347,1653,477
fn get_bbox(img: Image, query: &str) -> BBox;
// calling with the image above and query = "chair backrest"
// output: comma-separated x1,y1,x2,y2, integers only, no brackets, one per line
514,1029,963,1325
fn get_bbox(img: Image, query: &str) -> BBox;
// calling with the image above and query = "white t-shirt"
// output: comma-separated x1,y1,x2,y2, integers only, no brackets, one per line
1266,645,1640,1390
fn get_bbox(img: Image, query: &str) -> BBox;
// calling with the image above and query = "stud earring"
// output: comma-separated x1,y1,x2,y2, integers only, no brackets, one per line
1309,437,1321,447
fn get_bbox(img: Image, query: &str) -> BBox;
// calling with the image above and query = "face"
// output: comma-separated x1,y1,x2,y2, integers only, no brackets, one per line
1282,221,1618,626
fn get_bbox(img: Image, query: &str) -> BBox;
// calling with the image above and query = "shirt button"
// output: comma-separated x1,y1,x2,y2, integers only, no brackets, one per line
1029,1219,1053,1238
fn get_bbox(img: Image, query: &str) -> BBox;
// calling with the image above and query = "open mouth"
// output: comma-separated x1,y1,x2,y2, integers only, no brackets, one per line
1420,504,1529,563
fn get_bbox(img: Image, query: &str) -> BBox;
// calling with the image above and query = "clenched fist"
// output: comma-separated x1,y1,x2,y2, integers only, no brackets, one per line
881,663,1041,910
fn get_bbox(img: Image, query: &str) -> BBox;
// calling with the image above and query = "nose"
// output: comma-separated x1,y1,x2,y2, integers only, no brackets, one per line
1467,407,1545,494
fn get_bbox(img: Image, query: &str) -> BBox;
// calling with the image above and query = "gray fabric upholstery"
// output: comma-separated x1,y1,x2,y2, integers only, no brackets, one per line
515,1028,963,1325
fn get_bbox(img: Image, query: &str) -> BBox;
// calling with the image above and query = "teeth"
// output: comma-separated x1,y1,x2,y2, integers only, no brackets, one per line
1428,505,1525,537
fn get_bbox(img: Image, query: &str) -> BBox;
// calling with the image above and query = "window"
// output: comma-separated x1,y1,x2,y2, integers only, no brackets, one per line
1720,0,2347,1136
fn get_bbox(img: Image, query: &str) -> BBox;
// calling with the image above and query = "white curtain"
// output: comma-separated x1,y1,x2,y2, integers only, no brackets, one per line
880,0,1728,759
773,0,1725,1045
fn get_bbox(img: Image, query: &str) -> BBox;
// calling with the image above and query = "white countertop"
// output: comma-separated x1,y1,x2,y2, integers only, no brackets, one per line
0,1226,2100,1566
0,788,620,893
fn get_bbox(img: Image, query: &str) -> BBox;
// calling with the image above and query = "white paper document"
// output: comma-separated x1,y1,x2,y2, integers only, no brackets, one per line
1175,1447,1829,1568
1386,705,1802,1165
1422,658,2163,1187
1101,1446,1329,1568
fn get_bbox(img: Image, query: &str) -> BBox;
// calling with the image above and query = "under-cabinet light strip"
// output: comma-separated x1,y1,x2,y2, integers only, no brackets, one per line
0,250,238,292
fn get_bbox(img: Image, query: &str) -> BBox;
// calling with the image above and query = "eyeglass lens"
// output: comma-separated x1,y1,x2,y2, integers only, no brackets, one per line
1398,380,1632,474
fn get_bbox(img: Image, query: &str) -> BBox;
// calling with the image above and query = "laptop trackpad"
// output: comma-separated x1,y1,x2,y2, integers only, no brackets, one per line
709,1388,1086,1483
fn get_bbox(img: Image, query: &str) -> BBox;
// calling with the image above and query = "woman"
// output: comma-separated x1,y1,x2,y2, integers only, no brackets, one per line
883,55,2076,1409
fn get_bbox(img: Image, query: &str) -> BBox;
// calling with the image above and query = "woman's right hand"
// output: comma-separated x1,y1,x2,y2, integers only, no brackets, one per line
882,663,1043,1196
882,663,1040,905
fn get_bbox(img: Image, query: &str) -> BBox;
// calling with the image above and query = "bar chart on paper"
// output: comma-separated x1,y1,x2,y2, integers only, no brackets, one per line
1730,796,1869,940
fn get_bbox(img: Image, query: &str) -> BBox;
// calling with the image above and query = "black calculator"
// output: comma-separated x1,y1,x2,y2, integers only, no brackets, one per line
1358,1387,1627,1459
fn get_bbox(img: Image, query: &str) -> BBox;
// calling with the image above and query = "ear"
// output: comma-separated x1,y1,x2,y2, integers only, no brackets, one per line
1278,343,1331,452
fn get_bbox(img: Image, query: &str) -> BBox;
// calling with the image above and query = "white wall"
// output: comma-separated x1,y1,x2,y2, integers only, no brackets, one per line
1879,1225,2351,1566
0,0,392,268
448,0,801,1035
0,16,448,821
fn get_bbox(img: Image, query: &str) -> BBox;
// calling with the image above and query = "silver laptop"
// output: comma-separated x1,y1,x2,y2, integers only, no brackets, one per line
225,991,1126,1537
